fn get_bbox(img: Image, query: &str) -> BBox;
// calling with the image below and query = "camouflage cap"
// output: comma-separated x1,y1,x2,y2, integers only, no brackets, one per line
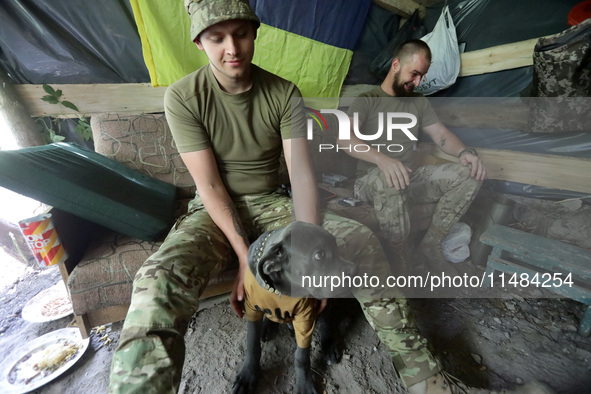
185,0,260,42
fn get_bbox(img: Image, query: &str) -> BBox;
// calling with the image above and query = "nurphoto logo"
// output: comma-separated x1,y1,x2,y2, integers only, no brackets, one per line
305,108,417,153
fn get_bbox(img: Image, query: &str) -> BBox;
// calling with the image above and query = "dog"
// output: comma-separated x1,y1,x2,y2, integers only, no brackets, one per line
232,221,358,394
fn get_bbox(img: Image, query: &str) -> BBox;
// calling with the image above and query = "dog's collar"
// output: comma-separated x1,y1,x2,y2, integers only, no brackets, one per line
254,231,282,297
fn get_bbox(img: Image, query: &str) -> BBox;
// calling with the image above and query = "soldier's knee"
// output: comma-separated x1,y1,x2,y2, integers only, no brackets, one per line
450,163,481,189
460,166,483,192
133,255,198,296
447,162,469,179
134,258,170,285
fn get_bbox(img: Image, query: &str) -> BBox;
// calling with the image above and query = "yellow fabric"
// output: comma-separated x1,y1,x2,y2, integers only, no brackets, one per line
243,268,317,348
252,24,351,108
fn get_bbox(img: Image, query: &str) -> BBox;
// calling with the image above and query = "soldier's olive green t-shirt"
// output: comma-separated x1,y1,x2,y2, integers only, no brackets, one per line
347,86,439,172
164,64,306,196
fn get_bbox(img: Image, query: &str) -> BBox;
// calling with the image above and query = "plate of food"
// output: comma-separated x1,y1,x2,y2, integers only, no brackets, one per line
21,282,73,323
0,328,89,393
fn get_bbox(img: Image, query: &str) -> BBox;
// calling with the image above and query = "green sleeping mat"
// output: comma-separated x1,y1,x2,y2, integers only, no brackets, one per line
0,142,177,241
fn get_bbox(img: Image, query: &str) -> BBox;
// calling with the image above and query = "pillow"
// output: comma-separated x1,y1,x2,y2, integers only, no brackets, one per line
0,142,177,241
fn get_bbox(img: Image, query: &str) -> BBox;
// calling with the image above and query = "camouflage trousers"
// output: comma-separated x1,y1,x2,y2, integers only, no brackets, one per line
354,163,482,243
108,191,439,393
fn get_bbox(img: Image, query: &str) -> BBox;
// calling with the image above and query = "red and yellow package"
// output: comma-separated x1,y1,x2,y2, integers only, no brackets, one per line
19,214,68,267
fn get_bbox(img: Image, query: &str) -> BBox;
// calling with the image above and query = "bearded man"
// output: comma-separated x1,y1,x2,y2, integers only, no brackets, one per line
341,39,486,275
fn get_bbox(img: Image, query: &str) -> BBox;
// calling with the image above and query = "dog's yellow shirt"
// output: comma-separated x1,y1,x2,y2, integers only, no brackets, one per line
243,268,318,348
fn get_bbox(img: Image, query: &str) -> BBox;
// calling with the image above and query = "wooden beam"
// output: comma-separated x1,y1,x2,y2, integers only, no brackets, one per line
14,83,167,118
9,84,538,133
418,143,591,195
373,0,427,19
459,38,540,77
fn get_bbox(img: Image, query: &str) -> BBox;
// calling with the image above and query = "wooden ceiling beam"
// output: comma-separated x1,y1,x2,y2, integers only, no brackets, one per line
14,83,167,118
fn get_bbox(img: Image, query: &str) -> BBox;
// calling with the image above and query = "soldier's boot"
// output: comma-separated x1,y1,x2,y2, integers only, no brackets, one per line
408,371,556,394
417,226,461,277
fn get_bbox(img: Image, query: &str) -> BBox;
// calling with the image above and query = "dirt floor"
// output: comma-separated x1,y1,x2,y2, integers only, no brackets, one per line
1,194,591,393
1,256,590,394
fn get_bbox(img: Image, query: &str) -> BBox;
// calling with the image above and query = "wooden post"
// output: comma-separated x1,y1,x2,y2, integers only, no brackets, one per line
0,67,45,147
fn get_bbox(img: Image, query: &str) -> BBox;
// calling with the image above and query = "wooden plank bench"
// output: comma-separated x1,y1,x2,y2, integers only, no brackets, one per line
479,224,591,337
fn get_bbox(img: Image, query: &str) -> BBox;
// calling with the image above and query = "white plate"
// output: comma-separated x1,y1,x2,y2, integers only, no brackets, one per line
0,328,89,393
21,282,73,323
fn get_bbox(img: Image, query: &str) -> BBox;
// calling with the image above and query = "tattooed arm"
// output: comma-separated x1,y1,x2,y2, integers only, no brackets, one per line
180,148,250,317
422,122,486,180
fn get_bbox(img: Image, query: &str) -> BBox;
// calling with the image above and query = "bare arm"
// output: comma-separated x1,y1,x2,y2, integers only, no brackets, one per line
180,149,249,317
181,149,249,257
422,122,486,181
283,138,320,225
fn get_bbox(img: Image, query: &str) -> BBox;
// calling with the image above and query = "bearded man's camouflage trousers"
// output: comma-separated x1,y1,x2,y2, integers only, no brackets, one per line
108,191,439,393
354,163,482,243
